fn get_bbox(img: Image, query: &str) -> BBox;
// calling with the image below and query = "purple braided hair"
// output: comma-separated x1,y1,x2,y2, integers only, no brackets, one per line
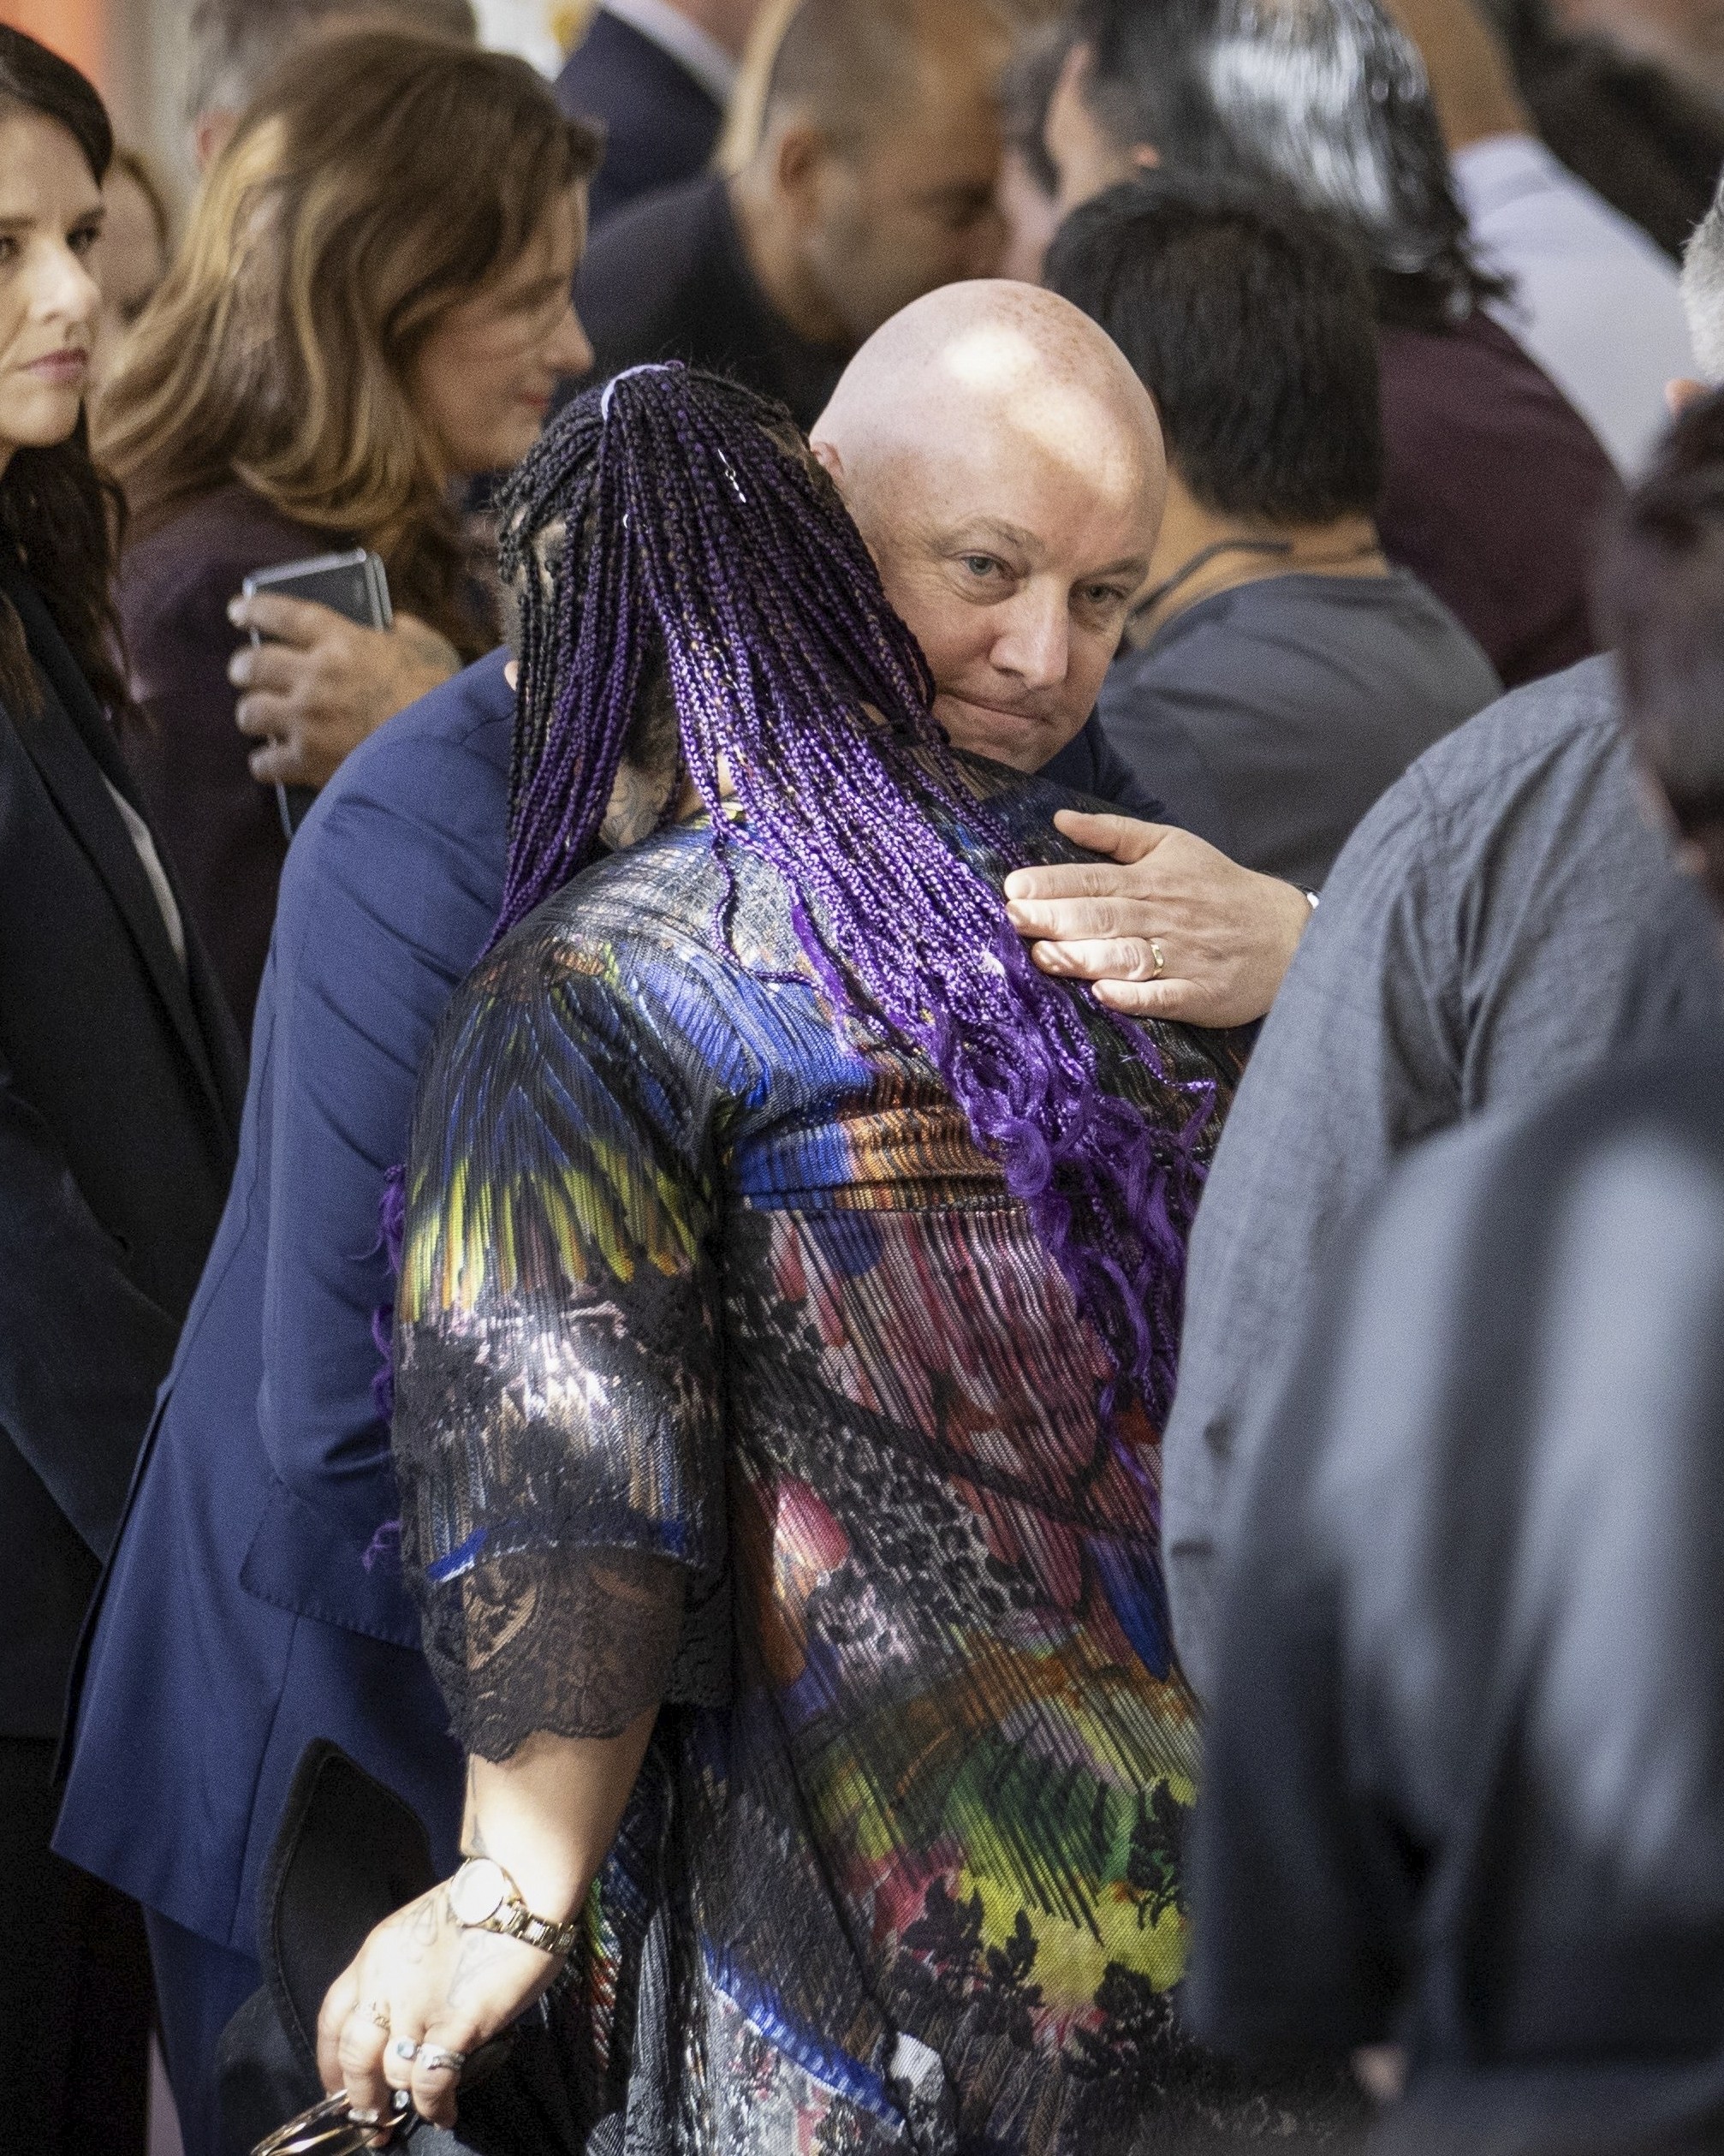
493,366,1209,1417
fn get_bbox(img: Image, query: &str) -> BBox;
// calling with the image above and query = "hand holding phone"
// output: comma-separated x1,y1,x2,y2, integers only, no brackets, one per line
229,549,459,836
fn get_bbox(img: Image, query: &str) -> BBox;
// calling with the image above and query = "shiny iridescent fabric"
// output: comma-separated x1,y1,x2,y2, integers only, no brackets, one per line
394,760,1251,2154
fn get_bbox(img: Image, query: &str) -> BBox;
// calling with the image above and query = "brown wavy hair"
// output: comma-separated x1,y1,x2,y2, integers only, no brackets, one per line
0,28,129,722
96,27,600,660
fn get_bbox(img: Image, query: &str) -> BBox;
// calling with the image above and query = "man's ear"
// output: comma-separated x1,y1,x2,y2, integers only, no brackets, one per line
193,108,238,172
774,122,827,221
1668,375,1709,415
808,435,845,488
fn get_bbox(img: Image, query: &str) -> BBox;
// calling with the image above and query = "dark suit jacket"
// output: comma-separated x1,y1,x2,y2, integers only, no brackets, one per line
556,7,724,229
0,565,241,1738
121,486,346,1040
577,173,852,431
56,654,514,1955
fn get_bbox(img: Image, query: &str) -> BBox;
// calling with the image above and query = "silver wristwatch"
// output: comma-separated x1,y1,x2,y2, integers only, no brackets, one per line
447,1856,580,1959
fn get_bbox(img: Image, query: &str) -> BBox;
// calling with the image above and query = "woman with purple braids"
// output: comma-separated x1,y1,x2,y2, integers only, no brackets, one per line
318,364,1253,2153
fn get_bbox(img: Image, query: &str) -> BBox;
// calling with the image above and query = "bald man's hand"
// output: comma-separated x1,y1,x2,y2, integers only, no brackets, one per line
1003,811,1311,1028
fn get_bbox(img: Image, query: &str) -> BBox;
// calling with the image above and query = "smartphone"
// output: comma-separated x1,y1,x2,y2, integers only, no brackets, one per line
240,548,393,841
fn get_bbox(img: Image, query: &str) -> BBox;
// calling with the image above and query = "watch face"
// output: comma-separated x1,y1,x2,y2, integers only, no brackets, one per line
449,1857,508,1927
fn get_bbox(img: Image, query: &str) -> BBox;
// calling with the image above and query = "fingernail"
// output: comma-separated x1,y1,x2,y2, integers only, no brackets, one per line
227,598,246,623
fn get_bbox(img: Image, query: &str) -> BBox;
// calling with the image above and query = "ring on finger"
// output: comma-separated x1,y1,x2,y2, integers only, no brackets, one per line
418,2044,467,2076
362,2000,392,2032
1149,938,1167,980
390,2037,419,2063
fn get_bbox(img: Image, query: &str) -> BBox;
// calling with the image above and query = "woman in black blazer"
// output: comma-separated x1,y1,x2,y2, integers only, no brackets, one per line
0,31,244,2153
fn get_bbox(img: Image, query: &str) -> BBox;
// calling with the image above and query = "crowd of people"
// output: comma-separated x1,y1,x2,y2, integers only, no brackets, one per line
3,0,1723,2153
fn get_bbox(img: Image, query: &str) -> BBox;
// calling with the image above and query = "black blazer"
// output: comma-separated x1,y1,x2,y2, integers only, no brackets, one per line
556,8,724,229
0,565,242,1737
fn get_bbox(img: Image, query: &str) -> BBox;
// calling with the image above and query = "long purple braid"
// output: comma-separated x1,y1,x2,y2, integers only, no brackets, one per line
493,366,1209,1417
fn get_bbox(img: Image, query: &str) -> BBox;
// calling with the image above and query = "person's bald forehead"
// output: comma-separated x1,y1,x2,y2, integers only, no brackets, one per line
815,280,1162,484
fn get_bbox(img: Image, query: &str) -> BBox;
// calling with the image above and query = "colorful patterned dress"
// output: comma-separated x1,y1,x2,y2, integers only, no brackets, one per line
393,757,1249,2156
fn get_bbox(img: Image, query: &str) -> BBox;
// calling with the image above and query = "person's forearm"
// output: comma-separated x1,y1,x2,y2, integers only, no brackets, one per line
461,1712,659,1921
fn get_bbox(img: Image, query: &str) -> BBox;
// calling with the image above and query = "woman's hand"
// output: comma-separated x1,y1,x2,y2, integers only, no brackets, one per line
227,593,461,789
314,1710,663,2137
316,1881,561,2135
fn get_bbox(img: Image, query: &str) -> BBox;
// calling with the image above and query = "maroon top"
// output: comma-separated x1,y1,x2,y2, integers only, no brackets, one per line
1376,309,1623,690
120,486,344,1040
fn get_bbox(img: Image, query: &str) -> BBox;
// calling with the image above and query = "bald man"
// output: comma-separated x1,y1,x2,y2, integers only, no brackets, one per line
817,280,1314,1025
57,289,1304,2138
576,0,1010,428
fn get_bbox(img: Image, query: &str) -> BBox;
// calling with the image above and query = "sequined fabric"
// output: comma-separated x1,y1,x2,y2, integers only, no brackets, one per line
394,758,1251,2155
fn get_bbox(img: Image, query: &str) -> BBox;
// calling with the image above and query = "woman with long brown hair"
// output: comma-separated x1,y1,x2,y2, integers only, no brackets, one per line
101,24,599,1032
0,26,245,2153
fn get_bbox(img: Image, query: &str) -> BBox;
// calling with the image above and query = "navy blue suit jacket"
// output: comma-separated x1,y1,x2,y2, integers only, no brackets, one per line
53,678,1139,1954
56,654,514,1954
556,9,723,229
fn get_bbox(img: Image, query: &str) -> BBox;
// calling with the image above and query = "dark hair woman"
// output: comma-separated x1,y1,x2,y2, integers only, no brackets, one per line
98,25,600,1034
305,368,1290,2154
0,27,244,2155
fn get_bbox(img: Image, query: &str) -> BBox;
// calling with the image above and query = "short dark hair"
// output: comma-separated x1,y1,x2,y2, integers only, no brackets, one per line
1067,0,1499,330
185,0,479,122
1596,388,1724,912
1046,175,1384,524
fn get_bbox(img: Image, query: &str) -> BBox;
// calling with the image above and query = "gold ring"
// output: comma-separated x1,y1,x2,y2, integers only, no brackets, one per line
364,2000,391,2032
1149,939,1166,980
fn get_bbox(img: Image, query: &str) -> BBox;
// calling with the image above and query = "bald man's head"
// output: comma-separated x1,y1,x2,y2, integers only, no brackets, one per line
735,0,1009,349
813,280,1164,769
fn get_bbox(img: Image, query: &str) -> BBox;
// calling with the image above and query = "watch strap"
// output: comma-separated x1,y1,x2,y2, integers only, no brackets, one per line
496,1899,581,1958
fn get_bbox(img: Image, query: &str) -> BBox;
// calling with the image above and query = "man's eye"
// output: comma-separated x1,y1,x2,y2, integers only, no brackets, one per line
69,223,101,256
961,555,1003,579
1079,583,1129,610
0,236,17,265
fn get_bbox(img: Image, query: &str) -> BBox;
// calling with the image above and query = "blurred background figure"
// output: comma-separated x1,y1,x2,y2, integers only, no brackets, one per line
1392,0,1694,472
556,0,766,225
181,0,479,170
577,0,1009,428
1040,0,1621,691
0,25,242,2156
1187,384,1724,2156
1493,0,1724,258
1545,0,1724,110
1158,170,1724,1705
997,20,1067,279
96,26,598,1038
87,144,169,388
1048,175,1501,889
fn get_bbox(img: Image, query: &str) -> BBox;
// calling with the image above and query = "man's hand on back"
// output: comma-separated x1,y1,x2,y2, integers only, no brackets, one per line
1003,809,1311,1028
227,593,462,790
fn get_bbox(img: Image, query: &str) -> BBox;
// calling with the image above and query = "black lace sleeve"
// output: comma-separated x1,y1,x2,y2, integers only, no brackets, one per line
391,925,735,1760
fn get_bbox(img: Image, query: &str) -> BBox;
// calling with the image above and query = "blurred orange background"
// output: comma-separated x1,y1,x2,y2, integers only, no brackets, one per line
0,3,106,88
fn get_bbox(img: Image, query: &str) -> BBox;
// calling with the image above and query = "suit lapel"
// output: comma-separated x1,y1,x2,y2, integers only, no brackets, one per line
3,575,234,1130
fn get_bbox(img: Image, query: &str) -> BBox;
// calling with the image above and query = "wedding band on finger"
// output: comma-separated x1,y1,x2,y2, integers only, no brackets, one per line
418,2044,467,2076
1149,938,1167,980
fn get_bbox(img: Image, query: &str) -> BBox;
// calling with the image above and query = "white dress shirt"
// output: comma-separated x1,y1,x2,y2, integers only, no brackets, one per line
1455,132,1694,476
103,775,187,971
600,0,738,105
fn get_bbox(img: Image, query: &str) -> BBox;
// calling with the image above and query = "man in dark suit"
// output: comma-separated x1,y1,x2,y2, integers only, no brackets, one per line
0,565,243,2152
576,0,1011,428
556,0,762,226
